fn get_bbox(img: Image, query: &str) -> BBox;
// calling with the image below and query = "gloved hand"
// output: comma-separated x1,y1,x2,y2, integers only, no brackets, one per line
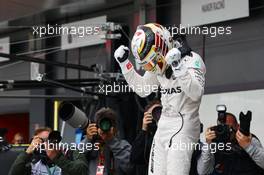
178,44,192,58
114,45,130,64
165,48,187,78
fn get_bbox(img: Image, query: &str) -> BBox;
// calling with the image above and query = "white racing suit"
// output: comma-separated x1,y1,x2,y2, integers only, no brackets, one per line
118,51,206,175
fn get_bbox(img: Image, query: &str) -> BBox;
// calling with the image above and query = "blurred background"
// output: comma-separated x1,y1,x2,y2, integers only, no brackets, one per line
0,0,263,145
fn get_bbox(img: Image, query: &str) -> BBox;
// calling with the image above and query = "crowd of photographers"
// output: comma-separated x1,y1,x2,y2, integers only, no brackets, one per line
0,102,264,175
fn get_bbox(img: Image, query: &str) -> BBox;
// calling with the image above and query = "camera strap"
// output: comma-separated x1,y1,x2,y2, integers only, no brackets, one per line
96,144,105,175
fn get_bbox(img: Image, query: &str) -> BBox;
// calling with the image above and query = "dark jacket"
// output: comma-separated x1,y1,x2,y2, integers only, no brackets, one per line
0,150,19,175
8,150,88,175
197,137,264,175
130,130,153,175
82,137,133,175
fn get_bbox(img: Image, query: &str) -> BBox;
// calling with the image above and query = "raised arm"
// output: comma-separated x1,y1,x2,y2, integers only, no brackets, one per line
178,52,206,101
114,45,159,97
165,49,206,101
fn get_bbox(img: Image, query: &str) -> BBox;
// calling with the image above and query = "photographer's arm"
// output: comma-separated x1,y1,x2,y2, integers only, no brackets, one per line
244,137,264,169
52,151,88,175
197,143,215,175
122,62,160,97
8,152,32,175
107,137,133,173
165,49,206,101
9,136,42,175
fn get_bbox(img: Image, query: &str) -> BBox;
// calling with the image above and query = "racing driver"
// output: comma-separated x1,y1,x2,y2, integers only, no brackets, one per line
114,23,206,175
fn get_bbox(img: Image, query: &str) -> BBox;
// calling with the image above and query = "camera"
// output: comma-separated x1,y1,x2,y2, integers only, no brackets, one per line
147,105,162,133
211,105,234,143
59,102,89,129
48,131,62,144
33,131,62,155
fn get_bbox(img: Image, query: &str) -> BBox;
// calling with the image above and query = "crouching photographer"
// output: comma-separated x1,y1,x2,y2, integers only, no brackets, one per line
197,105,264,175
9,127,88,175
82,107,132,175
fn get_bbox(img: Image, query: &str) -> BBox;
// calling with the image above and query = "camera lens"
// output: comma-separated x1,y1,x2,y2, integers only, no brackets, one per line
59,102,89,129
151,106,162,122
99,118,112,132
216,125,225,135
48,131,62,143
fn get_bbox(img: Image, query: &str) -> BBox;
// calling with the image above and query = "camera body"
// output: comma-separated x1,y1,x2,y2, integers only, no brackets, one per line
33,131,62,155
211,105,234,143
211,124,233,143
212,105,252,145
147,105,162,134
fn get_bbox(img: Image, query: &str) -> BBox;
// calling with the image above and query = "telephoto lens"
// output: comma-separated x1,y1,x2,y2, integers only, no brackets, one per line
59,102,89,129
48,131,62,144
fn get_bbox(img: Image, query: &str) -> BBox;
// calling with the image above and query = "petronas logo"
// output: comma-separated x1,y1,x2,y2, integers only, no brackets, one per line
195,60,200,68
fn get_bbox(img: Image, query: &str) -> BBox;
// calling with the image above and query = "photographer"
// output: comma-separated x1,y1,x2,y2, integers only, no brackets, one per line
82,107,132,175
130,100,161,175
0,128,19,175
9,127,88,175
197,112,264,175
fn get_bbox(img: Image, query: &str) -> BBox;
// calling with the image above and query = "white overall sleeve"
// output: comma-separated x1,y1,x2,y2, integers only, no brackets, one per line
119,59,159,97
177,52,206,101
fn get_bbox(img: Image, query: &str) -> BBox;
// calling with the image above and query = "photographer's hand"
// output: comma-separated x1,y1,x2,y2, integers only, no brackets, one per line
86,123,98,140
142,112,153,131
205,128,216,144
26,136,42,154
236,130,252,149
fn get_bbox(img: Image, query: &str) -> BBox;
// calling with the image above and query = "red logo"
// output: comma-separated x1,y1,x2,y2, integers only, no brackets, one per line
136,31,142,36
126,62,132,70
